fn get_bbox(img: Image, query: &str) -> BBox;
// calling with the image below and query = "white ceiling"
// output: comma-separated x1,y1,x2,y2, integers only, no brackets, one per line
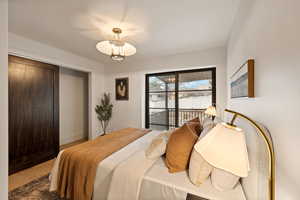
8,0,240,64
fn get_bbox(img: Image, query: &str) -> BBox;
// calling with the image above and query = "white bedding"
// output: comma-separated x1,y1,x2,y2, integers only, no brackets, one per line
50,130,246,200
107,151,157,200
142,158,246,200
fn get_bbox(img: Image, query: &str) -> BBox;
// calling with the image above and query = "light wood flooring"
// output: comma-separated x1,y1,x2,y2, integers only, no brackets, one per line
9,139,87,191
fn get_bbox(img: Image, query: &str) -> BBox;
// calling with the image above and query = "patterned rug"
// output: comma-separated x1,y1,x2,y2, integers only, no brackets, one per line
9,174,63,200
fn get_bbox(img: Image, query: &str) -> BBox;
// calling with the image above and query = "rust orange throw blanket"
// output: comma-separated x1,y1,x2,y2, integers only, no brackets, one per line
56,128,151,200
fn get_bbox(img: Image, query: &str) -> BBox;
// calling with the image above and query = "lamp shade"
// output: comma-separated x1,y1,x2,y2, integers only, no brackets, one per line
96,41,136,57
194,123,250,177
205,106,217,117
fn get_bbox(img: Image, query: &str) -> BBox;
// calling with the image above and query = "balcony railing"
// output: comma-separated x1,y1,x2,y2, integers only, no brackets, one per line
179,109,206,125
169,108,206,126
150,108,206,129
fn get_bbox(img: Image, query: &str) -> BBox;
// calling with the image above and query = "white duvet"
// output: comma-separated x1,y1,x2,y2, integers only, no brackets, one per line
107,151,157,200
50,130,245,200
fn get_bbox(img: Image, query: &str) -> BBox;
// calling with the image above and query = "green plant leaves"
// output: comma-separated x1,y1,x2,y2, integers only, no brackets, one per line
95,93,113,134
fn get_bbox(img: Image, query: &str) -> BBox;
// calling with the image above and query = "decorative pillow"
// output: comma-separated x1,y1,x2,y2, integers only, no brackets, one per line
145,130,173,160
199,117,215,139
187,117,202,135
202,117,214,129
189,150,213,186
165,123,198,173
188,121,215,186
211,167,240,191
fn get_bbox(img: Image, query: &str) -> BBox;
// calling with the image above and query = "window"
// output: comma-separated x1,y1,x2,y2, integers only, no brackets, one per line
145,68,216,130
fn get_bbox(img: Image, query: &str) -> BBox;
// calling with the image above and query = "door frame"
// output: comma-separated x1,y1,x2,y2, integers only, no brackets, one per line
145,67,216,129
8,55,60,174
8,51,94,142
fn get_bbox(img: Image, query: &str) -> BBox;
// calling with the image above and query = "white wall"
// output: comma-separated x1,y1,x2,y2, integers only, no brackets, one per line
104,47,227,131
0,0,8,199
60,68,88,145
227,0,300,199
8,33,105,139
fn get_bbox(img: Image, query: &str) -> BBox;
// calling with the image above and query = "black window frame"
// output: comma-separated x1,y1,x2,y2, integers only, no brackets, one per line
145,67,216,129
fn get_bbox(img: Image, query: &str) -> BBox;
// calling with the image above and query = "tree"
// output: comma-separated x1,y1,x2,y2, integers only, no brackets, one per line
95,93,113,135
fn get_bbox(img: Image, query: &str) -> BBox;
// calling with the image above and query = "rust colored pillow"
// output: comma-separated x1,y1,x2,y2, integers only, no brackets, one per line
187,117,202,135
165,123,199,173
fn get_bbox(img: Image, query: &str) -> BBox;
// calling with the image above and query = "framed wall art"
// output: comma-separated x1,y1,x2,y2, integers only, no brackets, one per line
115,77,129,100
230,59,254,98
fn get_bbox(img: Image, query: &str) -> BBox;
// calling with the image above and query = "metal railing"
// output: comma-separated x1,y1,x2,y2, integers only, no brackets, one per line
171,108,206,126
150,109,206,128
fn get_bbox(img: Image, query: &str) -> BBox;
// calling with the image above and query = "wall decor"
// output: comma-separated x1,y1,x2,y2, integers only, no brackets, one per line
230,59,254,98
115,77,129,100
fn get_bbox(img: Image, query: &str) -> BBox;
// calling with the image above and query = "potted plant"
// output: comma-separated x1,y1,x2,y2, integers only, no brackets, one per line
95,93,113,135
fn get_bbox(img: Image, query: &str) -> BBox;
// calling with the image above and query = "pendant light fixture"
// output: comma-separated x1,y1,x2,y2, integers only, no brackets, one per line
96,28,136,61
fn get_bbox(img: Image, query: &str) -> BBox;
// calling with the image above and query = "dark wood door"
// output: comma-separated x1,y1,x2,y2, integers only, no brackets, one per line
9,55,59,174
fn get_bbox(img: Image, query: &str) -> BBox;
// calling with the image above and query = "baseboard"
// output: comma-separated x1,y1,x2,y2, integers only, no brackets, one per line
60,133,88,146
60,138,88,150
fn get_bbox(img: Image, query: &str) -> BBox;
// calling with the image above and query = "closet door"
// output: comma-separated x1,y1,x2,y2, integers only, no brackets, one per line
9,55,59,174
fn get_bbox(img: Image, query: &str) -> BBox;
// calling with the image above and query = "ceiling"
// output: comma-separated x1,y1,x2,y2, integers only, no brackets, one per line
8,0,240,64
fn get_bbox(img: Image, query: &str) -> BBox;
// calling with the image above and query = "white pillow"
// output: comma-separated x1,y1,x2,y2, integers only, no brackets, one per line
211,167,240,191
202,117,214,128
189,150,213,186
188,122,215,186
199,118,215,139
145,130,172,160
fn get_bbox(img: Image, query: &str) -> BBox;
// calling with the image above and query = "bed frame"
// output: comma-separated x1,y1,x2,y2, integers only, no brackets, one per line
224,109,275,200
186,109,275,200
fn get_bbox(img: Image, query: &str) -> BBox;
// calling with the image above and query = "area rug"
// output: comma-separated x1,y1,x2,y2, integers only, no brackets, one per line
9,174,63,200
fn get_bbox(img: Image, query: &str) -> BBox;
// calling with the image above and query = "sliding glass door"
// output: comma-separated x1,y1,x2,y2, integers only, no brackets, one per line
145,68,216,130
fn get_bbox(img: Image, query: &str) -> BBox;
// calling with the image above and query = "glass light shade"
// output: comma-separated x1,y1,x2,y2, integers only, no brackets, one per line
96,40,136,57
111,54,125,61
205,106,217,116
194,123,250,177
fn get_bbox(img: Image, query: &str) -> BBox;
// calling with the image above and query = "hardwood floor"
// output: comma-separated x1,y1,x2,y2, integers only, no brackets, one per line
9,139,87,191
9,159,55,191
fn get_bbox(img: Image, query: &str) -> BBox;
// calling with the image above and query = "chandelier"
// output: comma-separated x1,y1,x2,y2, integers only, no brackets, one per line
96,28,136,61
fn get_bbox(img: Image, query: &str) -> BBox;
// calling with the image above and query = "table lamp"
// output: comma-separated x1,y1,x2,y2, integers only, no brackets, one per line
205,106,217,121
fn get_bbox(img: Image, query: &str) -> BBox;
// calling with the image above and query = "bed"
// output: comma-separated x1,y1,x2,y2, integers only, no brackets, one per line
50,129,247,200
50,111,270,200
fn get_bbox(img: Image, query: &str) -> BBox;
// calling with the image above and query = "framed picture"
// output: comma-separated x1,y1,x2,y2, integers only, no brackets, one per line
115,77,129,100
230,59,254,98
